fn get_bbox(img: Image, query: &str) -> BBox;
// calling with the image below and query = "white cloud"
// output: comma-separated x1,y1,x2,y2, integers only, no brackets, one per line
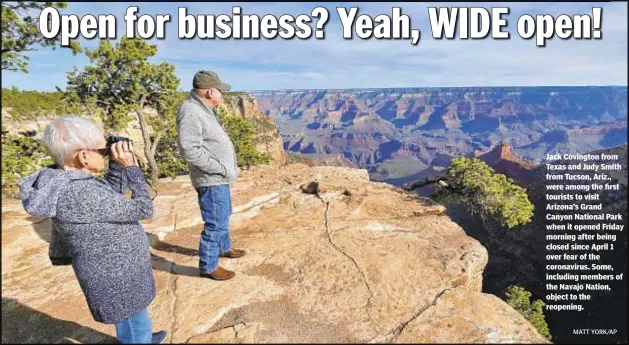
1,1,626,91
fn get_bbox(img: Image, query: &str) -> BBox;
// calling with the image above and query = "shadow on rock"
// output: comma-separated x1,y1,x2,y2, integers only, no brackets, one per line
146,233,198,256
29,216,52,243
150,253,200,278
2,297,118,344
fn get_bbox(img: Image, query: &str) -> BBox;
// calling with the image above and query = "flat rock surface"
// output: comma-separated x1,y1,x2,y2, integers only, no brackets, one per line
2,163,548,343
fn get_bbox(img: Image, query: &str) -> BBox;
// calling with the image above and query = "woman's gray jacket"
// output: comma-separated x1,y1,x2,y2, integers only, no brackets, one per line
18,161,155,324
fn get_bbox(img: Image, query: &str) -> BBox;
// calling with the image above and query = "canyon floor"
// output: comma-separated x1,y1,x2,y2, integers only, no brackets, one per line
2,164,549,344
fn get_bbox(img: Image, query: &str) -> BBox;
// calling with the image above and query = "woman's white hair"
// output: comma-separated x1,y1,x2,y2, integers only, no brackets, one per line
42,115,104,166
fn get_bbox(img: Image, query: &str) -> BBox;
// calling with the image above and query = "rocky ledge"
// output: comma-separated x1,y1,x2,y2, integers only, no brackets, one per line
1,164,548,343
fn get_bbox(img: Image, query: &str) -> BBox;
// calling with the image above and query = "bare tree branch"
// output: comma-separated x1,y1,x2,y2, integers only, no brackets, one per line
402,175,447,191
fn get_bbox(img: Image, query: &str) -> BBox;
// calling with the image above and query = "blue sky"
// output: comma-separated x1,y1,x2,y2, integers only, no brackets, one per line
2,1,627,91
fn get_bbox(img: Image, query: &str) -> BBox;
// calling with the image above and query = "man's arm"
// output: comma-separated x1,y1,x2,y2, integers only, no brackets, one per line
177,111,226,176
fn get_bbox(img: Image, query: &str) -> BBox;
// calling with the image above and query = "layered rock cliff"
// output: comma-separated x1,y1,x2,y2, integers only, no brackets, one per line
1,164,549,343
220,93,286,166
251,87,628,181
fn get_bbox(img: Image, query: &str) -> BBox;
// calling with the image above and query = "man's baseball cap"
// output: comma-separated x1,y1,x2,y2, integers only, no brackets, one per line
192,70,231,92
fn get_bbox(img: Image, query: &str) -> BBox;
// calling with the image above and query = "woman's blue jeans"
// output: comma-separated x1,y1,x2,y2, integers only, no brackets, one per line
196,184,233,274
115,308,152,344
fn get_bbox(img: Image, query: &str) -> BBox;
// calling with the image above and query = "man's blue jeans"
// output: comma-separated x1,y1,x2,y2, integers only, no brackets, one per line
115,308,152,344
197,184,233,274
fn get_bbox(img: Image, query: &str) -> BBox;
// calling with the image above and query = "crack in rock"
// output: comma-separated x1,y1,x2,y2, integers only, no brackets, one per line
163,259,180,343
389,285,455,342
309,186,379,335
183,322,252,344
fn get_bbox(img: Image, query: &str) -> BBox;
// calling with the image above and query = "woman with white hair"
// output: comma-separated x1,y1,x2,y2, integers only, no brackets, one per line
18,115,167,344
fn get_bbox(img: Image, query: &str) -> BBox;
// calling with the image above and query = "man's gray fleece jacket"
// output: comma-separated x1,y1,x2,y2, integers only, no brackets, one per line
176,91,239,188
18,161,155,324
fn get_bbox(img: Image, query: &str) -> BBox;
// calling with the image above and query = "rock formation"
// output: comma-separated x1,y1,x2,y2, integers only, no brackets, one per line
473,142,539,186
2,163,549,343
251,87,628,181
221,93,286,166
294,153,360,169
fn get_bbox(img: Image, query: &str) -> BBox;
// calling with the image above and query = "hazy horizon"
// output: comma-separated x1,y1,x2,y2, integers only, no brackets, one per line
4,84,628,93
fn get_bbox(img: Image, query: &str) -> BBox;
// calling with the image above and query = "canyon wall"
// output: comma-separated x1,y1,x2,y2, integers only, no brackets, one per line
221,93,286,166
251,87,627,182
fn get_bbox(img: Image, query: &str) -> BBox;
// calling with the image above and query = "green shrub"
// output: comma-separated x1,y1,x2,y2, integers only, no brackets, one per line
1,126,53,197
1,87,66,119
432,157,534,228
250,116,278,134
505,286,552,340
152,126,189,179
217,106,271,168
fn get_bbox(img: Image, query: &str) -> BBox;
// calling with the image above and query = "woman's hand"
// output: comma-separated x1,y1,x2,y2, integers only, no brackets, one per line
110,141,138,168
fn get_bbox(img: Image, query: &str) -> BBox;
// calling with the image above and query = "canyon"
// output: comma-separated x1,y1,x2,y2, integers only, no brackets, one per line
250,83,629,343
2,86,627,343
251,87,627,183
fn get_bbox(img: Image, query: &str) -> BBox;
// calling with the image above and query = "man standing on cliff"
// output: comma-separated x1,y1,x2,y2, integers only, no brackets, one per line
176,70,246,281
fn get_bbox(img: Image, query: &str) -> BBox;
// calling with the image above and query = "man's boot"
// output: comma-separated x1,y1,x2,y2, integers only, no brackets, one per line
200,266,235,280
220,248,246,258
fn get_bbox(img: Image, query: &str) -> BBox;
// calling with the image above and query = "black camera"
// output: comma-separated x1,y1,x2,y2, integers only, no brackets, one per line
105,135,132,154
